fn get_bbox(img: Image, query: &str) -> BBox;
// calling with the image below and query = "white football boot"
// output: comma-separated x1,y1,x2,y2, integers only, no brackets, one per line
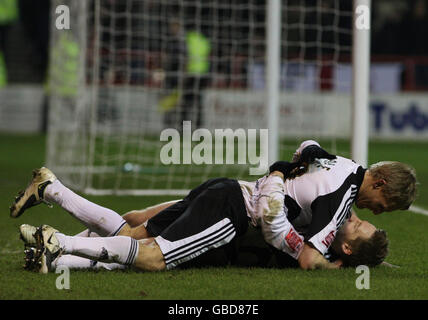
10,167,57,218
20,224,62,274
19,224,38,246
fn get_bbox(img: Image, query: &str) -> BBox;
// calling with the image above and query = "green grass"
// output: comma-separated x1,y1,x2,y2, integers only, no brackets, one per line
0,134,427,300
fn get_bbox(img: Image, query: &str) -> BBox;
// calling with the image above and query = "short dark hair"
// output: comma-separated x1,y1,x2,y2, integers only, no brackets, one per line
341,229,389,267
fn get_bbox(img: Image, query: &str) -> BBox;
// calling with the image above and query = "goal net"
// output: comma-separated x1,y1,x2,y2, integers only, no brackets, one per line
47,0,354,195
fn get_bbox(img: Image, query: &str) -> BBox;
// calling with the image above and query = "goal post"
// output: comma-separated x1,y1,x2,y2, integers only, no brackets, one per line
266,0,281,165
351,0,371,168
46,0,89,191
46,0,367,196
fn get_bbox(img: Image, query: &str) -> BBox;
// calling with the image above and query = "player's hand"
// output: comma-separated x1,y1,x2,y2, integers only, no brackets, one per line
298,144,336,164
270,170,285,181
333,259,343,268
269,161,301,179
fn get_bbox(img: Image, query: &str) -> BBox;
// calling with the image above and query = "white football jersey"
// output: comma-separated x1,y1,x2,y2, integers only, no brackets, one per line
239,175,305,259
239,144,366,257
282,156,365,254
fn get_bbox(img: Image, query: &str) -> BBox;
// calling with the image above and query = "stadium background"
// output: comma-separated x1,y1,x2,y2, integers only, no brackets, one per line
0,0,427,300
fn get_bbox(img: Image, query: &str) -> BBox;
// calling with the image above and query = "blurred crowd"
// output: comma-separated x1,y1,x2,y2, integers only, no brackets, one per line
0,0,427,87
0,0,50,84
372,0,428,55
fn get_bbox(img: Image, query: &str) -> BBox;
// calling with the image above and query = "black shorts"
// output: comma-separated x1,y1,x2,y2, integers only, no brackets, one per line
146,178,249,269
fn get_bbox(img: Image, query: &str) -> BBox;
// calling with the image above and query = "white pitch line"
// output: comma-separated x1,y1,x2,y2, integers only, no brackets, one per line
409,205,428,217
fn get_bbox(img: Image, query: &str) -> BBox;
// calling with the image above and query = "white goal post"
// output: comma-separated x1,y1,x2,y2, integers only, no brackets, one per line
46,0,369,195
351,0,371,168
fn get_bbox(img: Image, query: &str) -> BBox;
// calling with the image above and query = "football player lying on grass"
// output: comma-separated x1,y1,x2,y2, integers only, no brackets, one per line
10,141,417,273
33,201,392,271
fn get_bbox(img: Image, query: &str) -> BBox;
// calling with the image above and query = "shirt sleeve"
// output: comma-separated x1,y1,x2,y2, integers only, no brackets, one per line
305,183,356,255
292,140,321,162
257,175,304,259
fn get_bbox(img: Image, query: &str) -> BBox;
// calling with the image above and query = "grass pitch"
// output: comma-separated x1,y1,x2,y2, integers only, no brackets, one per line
0,133,427,300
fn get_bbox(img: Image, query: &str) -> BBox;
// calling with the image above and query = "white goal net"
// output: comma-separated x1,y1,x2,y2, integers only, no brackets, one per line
47,0,354,195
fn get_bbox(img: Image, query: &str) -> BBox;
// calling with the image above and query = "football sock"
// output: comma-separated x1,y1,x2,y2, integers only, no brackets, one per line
45,180,126,236
74,229,100,237
55,233,139,266
53,254,126,271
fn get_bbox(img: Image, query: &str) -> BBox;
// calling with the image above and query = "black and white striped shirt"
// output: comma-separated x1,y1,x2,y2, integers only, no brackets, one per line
283,156,365,254
239,152,366,257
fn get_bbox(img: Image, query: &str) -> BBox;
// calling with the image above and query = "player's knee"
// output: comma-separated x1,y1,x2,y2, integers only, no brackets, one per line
134,241,166,271
117,224,149,240
146,259,166,271
122,211,142,227
130,225,149,240
117,224,132,237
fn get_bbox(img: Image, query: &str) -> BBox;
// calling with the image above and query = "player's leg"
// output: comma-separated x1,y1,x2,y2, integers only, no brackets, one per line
45,179,128,237
21,178,245,273
54,229,126,271
117,224,148,240
133,238,166,271
46,252,127,271
52,236,165,272
147,178,249,269
117,200,180,239
71,200,180,241
20,224,156,273
10,167,127,237
67,178,232,241
74,229,100,237
122,200,180,227
53,235,166,272
42,179,247,272
56,233,140,266
37,227,149,271
41,198,181,272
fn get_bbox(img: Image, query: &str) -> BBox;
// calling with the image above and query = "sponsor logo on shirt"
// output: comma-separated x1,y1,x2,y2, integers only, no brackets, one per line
322,230,335,248
285,229,303,252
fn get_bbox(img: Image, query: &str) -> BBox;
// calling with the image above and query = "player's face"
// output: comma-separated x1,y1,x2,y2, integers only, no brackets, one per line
340,213,377,243
355,182,390,215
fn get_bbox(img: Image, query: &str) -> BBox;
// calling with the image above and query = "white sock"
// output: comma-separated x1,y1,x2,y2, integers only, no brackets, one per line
45,180,126,236
74,229,100,238
56,233,139,266
53,254,126,271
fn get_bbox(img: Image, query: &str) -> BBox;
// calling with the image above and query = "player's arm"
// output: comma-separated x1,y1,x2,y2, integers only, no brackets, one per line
266,175,340,270
292,140,321,162
298,243,342,270
291,140,336,163
257,171,305,260
259,173,340,269
302,184,353,269
258,172,343,270
269,140,336,180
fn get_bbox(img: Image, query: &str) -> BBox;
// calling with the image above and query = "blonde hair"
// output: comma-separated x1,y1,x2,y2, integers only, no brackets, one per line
368,161,418,210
